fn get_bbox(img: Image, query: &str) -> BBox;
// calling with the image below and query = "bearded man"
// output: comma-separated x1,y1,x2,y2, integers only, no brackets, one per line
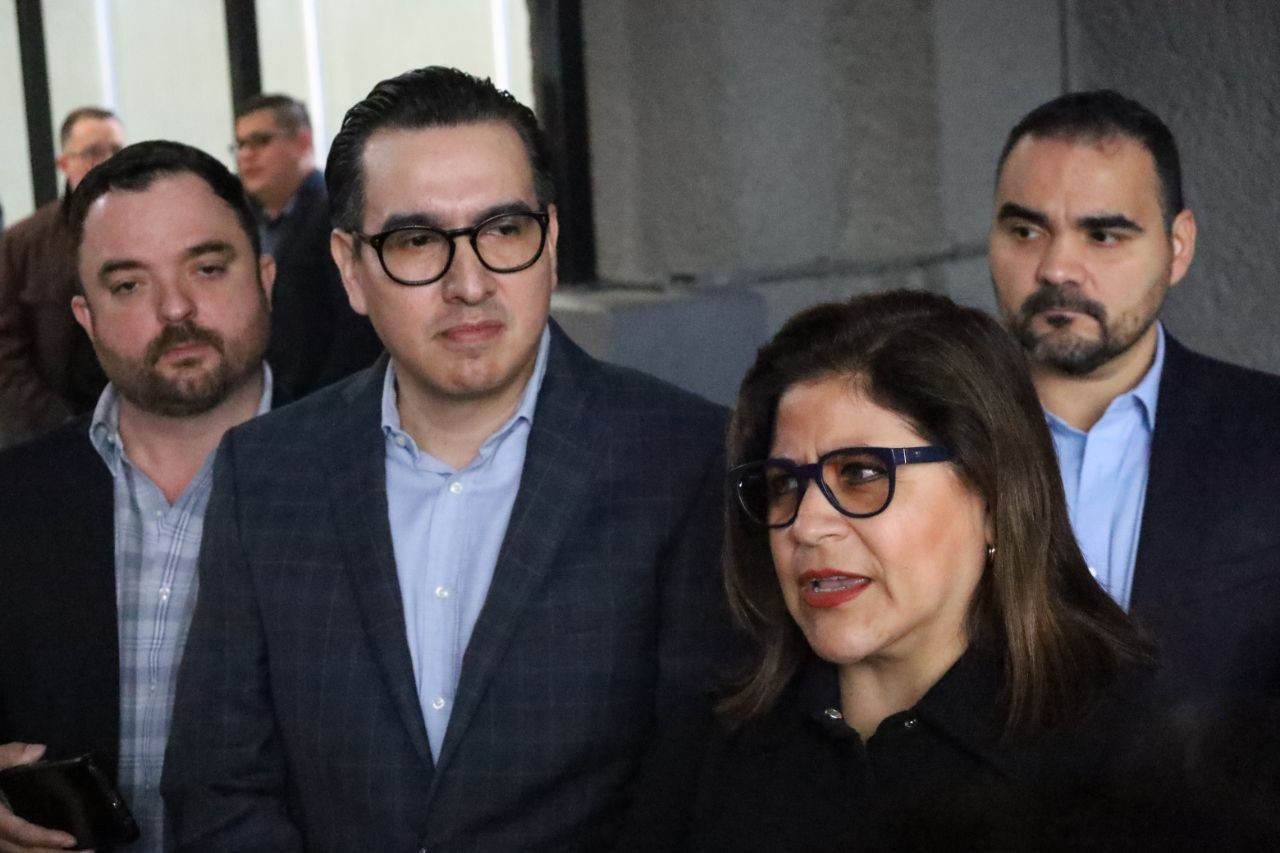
0,140,279,853
988,90,1280,705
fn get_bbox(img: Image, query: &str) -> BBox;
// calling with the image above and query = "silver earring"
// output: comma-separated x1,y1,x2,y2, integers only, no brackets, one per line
986,543,996,561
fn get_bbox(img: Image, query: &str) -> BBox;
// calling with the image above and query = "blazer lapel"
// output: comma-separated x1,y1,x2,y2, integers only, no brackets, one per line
323,358,435,771
1129,336,1202,617
431,325,601,776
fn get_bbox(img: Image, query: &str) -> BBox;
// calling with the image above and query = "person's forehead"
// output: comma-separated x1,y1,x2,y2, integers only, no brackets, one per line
236,108,281,133
85,173,247,250
996,134,1162,210
359,122,535,214
66,116,123,147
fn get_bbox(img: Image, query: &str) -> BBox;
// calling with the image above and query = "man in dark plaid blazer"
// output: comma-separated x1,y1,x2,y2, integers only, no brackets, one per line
162,67,737,851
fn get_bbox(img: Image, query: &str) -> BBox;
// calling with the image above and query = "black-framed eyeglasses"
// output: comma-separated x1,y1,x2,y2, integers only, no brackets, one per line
350,210,550,286
65,143,123,163
729,445,953,528
229,132,282,154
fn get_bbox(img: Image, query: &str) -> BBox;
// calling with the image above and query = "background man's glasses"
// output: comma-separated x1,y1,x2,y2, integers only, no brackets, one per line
351,210,549,286
65,144,123,164
729,445,953,528
229,132,281,154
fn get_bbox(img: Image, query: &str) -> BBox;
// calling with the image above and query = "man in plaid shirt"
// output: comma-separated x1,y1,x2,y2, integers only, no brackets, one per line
0,140,277,852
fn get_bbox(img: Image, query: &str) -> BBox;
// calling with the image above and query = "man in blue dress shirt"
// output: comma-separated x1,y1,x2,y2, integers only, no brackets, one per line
164,67,736,852
0,140,277,852
987,90,1280,705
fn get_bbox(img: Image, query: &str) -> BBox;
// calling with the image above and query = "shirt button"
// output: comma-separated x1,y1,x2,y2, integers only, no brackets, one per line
435,586,451,599
823,707,843,720
431,696,446,711
159,587,170,600
449,481,464,495
903,717,918,730
1087,565,1098,578
395,435,407,448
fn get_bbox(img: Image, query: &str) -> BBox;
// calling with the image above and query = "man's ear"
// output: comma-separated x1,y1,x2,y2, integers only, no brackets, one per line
294,126,314,157
258,254,277,302
71,294,95,340
330,229,369,315
1168,208,1197,288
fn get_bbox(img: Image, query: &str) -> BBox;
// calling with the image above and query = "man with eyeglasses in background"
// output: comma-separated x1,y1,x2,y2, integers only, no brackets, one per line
165,66,737,851
0,106,122,447
232,93,381,400
988,90,1280,706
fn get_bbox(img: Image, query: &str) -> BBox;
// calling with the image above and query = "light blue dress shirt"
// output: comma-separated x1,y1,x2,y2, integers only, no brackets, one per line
1047,324,1165,612
90,366,273,852
382,327,550,758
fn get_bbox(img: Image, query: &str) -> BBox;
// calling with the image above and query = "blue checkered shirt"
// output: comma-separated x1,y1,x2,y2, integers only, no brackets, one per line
88,368,272,852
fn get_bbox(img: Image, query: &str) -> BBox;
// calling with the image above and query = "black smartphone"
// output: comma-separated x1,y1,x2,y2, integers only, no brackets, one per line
0,753,140,850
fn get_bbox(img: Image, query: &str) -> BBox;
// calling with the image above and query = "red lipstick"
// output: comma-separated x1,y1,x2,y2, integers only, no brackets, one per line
797,569,871,609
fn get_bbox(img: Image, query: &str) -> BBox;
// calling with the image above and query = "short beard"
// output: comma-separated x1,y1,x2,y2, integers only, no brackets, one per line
1011,284,1130,376
96,294,269,417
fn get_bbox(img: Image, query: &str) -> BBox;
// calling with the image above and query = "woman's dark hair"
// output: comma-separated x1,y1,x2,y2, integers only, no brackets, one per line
721,289,1154,736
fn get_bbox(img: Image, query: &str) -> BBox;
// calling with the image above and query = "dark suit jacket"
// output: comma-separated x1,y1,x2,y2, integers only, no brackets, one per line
0,198,105,446
0,418,119,776
163,324,737,852
0,383,283,785
263,170,382,401
1130,335,1280,703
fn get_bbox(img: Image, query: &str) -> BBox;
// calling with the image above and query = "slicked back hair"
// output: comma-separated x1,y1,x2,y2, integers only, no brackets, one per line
996,89,1184,230
67,140,263,286
234,93,311,136
721,289,1155,737
60,106,119,147
325,65,555,234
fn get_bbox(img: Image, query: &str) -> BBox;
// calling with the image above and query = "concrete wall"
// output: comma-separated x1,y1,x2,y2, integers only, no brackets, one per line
555,0,1280,404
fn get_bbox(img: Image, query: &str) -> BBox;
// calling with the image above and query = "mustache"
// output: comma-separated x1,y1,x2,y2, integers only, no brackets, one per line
1019,284,1107,325
145,321,224,366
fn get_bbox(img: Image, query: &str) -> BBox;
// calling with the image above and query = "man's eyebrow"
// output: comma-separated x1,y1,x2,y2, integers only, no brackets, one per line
996,202,1049,227
1076,214,1143,233
184,240,237,260
98,259,144,281
378,201,540,233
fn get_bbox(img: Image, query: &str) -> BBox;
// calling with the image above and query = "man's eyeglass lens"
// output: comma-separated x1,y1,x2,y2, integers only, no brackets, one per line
231,133,278,154
374,212,546,285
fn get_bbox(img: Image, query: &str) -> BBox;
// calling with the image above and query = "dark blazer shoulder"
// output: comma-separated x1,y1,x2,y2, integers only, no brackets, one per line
546,323,729,436
0,415,120,778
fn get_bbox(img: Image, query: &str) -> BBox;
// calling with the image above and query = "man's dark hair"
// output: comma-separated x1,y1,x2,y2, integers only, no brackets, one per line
60,106,119,147
235,93,311,135
325,66,555,233
996,89,1184,229
67,140,262,266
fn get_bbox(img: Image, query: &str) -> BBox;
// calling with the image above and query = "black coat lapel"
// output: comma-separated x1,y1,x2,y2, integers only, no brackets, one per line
431,324,601,776
1130,336,1205,617
323,357,435,771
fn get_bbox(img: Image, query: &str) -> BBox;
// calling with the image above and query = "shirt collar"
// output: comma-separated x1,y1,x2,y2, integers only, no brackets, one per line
795,647,1018,776
1129,321,1166,431
380,324,551,466
89,363,275,472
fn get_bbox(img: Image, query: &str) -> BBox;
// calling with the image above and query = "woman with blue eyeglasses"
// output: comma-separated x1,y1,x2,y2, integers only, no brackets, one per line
616,290,1269,850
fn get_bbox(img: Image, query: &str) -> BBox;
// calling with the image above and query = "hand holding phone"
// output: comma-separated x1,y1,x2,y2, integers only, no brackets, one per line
0,743,138,851
0,742,78,850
